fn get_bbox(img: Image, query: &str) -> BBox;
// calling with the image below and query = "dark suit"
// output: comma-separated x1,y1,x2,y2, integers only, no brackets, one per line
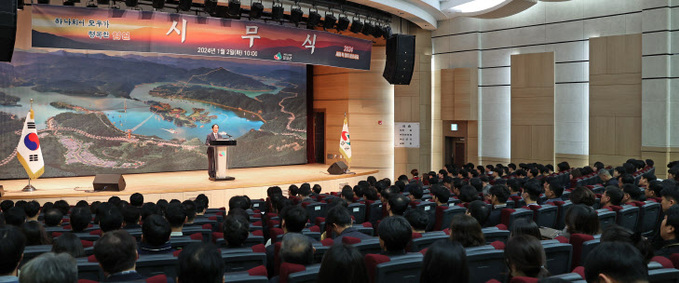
205,132,223,178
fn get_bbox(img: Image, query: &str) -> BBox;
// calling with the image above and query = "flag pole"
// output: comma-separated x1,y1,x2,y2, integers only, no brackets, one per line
22,99,37,192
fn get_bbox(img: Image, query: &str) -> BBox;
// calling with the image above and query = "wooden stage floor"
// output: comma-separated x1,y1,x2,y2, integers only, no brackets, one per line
0,164,379,207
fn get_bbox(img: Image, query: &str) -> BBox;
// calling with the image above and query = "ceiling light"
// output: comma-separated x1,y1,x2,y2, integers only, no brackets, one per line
349,18,363,33
125,0,138,7
337,16,350,31
307,9,321,29
450,0,505,13
228,0,241,17
271,1,284,21
361,21,374,36
249,1,264,19
323,13,336,30
178,0,192,11
290,5,303,25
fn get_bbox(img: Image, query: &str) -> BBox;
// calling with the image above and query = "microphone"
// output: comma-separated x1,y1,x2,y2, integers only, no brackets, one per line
220,132,233,138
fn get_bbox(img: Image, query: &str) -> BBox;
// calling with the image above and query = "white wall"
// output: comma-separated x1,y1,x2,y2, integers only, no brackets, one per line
432,0,651,163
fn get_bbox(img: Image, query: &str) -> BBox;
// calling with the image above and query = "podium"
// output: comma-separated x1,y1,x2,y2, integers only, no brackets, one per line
209,139,237,181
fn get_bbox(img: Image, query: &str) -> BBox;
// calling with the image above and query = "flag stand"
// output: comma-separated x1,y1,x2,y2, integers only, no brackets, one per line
22,179,36,192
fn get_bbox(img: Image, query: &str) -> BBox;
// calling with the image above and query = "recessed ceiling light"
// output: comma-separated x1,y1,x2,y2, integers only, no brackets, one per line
450,0,505,13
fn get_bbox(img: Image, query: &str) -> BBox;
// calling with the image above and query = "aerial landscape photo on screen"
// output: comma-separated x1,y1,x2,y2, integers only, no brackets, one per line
0,49,307,179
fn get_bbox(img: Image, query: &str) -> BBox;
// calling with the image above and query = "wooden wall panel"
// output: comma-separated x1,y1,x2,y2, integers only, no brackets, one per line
589,34,642,164
511,52,555,165
440,68,479,121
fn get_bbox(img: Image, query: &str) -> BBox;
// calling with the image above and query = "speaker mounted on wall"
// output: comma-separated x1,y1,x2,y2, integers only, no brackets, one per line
0,0,17,62
382,34,416,85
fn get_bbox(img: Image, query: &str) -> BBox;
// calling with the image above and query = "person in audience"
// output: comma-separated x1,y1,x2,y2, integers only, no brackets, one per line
621,184,644,203
459,185,479,203
505,235,550,279
326,205,371,242
408,185,424,203
569,186,596,206
21,221,51,246
265,205,314,275
70,206,92,233
544,180,564,203
0,200,13,213
4,207,25,227
297,183,313,202
600,225,653,264
129,193,144,207
165,203,187,237
507,179,522,197
599,170,618,188
122,205,141,229
44,208,63,227
661,185,679,212
527,168,539,180
449,214,485,248
222,214,249,248
317,244,369,283
639,172,656,188
94,230,145,282
0,226,26,283
646,180,664,200
195,194,209,210
19,252,77,283
280,233,314,266
405,209,429,234
486,185,510,227
53,200,70,216
564,204,600,239
312,184,322,196
467,200,491,227
510,218,541,240
584,242,648,283
23,201,40,222
181,200,197,225
386,194,410,216
522,181,542,206
600,186,624,209
340,186,355,204
656,204,679,257
138,214,173,255
430,184,451,206
52,232,85,258
177,242,224,283
98,205,124,233
421,239,469,283
377,216,412,256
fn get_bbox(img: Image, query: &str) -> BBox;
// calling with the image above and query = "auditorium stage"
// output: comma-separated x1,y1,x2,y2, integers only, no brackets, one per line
0,164,379,208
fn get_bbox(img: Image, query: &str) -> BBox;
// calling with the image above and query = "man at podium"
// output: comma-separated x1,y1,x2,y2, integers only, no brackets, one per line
205,124,223,178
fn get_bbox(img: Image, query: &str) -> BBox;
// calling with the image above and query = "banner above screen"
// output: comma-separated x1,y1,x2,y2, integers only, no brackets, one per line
31,5,372,70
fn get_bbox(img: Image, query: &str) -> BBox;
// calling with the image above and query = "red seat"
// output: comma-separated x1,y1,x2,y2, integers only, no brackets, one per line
279,262,307,283
569,233,595,269
509,277,539,283
652,256,674,269
364,254,390,283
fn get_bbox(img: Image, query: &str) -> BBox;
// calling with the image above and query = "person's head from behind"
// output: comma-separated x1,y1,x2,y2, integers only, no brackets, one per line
545,181,564,199
299,183,312,197
467,200,490,226
488,184,510,205
98,206,123,233
280,233,314,265
505,235,549,278
565,204,600,236
377,216,412,253
182,200,197,222
522,182,542,203
404,209,429,233
510,218,541,239
661,185,679,212
0,226,26,276
317,244,368,283
449,214,485,247
421,239,469,283
228,196,249,212
223,214,249,247
430,184,451,205
584,242,648,283
130,193,144,207
165,203,187,229
52,232,85,258
21,221,50,246
281,205,308,233
69,206,91,233
570,186,596,206
601,186,624,207
94,230,137,276
44,208,63,227
5,207,25,227
177,242,224,283
660,204,679,242
141,214,171,246
122,205,141,227
340,186,354,202
459,185,479,203
410,185,424,200
19,252,77,283
622,184,642,203
601,225,654,264
24,201,40,220
387,194,410,216
325,206,352,236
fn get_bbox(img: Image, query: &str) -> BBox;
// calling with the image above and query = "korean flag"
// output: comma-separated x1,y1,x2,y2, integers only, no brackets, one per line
16,109,44,179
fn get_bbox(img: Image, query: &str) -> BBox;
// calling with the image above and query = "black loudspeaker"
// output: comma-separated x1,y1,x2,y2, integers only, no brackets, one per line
0,0,17,62
327,161,348,175
383,34,416,85
93,174,126,191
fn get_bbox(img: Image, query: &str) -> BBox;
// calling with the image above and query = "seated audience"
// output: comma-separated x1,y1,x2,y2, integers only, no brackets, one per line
430,184,451,206
569,186,596,206
19,252,77,283
510,218,541,240
600,186,623,209
139,214,173,255
340,186,355,204
21,221,51,246
130,193,144,207
544,180,564,203
404,209,429,234
326,206,371,242
53,200,70,216
52,232,85,258
486,185,510,227
564,204,600,238
458,185,479,203
584,242,648,283
4,207,25,227
467,200,491,227
377,216,412,256
122,205,141,229
420,239,469,283
505,235,550,279
298,184,314,203
661,184,679,212
70,206,92,233
449,214,485,248
222,214,249,248
599,170,618,187
522,181,542,206
23,201,40,222
408,185,424,203
621,184,643,203
317,244,368,283
386,194,410,216
94,230,145,282
0,226,26,283
639,172,656,188
280,233,314,265
165,203,187,237
656,204,679,257
98,205,124,233
646,180,664,199
177,242,224,283
44,208,63,227
600,225,653,264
